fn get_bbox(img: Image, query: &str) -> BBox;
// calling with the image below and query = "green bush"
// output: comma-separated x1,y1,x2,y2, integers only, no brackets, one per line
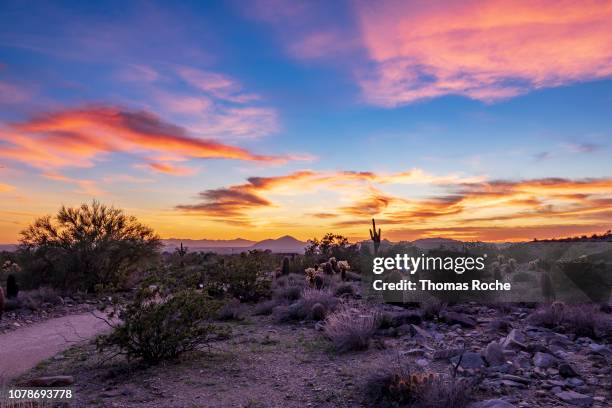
18,201,160,292
97,288,224,365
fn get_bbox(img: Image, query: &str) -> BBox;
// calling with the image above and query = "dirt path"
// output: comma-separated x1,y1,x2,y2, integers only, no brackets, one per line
0,312,111,382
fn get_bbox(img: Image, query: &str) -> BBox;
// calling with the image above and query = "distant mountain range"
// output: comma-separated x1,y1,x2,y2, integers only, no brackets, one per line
0,236,509,254
161,235,308,254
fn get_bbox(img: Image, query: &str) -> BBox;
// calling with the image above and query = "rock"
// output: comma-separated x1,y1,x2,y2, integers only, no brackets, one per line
469,399,517,408
501,329,527,350
451,351,485,369
559,362,579,378
403,348,425,357
501,379,526,388
387,311,422,327
555,390,593,407
588,343,611,356
567,378,584,387
416,358,429,367
442,311,477,328
433,348,464,360
487,319,512,332
500,374,530,385
24,375,75,387
533,352,556,369
484,341,506,366
410,324,432,338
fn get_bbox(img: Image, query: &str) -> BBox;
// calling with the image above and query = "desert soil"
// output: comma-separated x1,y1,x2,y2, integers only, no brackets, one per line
11,303,612,408
0,311,112,383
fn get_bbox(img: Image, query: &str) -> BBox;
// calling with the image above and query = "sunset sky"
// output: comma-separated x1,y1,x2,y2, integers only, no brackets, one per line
1,0,612,243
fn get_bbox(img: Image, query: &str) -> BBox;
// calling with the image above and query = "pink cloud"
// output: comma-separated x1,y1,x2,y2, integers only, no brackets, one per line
355,0,612,105
177,67,260,103
0,105,287,170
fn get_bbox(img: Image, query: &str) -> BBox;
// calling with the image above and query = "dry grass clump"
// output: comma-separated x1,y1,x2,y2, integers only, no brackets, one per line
253,299,278,316
273,285,302,302
216,298,247,321
273,288,339,322
274,273,306,289
19,287,63,311
324,304,380,352
364,366,474,408
420,299,447,320
334,283,356,298
529,302,612,339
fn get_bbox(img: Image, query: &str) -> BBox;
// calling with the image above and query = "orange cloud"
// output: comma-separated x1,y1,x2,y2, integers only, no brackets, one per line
0,106,285,170
177,169,612,241
0,183,15,193
355,0,612,105
141,161,196,176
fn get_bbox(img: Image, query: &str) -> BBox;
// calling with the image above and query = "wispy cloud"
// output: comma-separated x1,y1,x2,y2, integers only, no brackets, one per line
0,105,287,171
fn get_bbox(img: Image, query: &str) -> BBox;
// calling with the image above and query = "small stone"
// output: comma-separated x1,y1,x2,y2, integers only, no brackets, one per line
403,348,425,357
555,390,593,407
502,329,527,350
433,348,464,360
484,341,506,366
533,352,556,369
469,399,517,408
559,363,579,378
451,351,485,369
416,358,429,367
442,311,477,328
588,343,611,356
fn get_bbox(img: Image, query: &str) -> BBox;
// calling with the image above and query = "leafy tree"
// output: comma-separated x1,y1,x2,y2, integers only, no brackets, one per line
18,200,161,291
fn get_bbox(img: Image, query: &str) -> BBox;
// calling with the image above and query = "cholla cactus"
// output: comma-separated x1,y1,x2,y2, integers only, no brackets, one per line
329,257,338,273
322,261,333,275
388,371,438,400
337,260,350,281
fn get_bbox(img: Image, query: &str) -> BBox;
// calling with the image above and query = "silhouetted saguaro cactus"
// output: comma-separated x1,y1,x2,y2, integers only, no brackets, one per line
281,256,290,276
6,274,18,299
369,218,381,255
540,271,556,303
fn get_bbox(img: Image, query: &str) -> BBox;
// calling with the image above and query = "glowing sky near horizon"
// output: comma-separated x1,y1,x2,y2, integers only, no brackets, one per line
1,0,612,243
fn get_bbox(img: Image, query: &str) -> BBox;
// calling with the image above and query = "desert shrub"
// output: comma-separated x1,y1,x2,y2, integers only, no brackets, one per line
311,302,327,321
324,304,380,352
305,233,362,272
512,271,536,283
216,298,247,321
345,271,362,281
273,285,302,302
334,283,355,298
97,288,224,365
253,299,278,316
528,303,612,339
18,201,160,292
364,367,473,408
273,288,339,322
208,250,273,303
20,287,62,310
275,272,306,288
420,299,447,320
